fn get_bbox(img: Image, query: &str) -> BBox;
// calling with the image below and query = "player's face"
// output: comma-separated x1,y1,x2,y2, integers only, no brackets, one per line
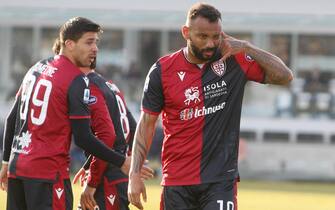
186,17,222,62
72,32,99,67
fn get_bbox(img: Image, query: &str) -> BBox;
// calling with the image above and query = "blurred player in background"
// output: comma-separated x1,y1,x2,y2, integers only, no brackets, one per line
128,2,293,210
0,17,137,210
78,64,140,210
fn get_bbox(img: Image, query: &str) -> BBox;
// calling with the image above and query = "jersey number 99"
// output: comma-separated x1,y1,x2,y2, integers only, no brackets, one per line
19,74,52,126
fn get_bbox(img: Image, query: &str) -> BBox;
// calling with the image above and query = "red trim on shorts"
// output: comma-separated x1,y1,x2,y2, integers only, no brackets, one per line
234,180,238,210
160,188,165,210
52,178,66,210
107,178,128,185
104,177,120,210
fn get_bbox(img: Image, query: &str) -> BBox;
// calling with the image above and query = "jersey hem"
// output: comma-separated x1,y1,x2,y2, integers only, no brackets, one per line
69,115,91,119
141,107,161,116
161,175,238,186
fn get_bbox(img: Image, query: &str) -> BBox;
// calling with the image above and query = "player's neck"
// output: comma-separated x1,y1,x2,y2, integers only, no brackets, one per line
59,50,77,67
184,47,207,65
79,68,92,75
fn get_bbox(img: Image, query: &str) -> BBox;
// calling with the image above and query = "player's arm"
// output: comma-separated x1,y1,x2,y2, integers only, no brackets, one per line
71,119,129,169
1,98,19,191
128,111,158,210
87,87,116,187
220,32,293,85
2,99,18,163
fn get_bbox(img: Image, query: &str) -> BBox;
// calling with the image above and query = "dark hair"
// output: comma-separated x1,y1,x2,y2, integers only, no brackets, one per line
187,3,221,23
59,17,102,46
52,37,61,54
90,57,96,69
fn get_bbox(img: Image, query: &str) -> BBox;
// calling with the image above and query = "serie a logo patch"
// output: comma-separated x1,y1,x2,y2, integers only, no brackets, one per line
83,88,90,104
245,53,254,62
88,95,97,105
211,60,226,77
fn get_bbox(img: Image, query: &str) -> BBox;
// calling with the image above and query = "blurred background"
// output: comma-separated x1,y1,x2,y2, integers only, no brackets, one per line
0,0,335,183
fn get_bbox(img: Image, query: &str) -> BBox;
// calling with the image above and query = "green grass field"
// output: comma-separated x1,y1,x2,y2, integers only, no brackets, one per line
0,179,334,210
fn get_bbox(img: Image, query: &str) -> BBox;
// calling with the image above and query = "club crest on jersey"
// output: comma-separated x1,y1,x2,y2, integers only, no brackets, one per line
184,86,200,105
211,60,226,77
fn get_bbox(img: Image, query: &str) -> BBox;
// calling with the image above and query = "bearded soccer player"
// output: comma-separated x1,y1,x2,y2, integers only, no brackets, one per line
128,3,293,210
0,17,134,210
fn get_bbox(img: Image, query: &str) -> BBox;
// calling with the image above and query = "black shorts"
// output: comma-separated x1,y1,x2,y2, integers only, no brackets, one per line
160,179,238,210
7,177,73,210
93,177,129,210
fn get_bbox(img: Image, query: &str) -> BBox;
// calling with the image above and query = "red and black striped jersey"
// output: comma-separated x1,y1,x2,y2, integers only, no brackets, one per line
142,48,264,186
8,55,90,181
87,72,136,187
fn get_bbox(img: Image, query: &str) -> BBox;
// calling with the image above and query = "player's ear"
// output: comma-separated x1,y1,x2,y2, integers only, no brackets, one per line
64,39,75,50
181,25,190,40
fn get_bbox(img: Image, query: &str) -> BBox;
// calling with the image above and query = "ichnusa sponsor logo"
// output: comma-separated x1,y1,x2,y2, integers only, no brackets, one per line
180,102,226,120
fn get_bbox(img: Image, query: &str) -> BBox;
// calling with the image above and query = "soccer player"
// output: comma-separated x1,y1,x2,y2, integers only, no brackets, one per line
0,17,132,210
76,64,145,210
128,3,293,210
77,73,138,210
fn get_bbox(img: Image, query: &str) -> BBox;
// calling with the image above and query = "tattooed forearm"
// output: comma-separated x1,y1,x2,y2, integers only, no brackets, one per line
244,43,293,85
130,112,158,174
132,140,147,173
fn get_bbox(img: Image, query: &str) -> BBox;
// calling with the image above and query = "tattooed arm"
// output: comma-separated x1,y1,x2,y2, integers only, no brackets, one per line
128,112,159,210
220,32,293,85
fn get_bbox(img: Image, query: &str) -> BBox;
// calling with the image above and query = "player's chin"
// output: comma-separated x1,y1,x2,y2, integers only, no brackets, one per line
201,55,214,62
83,60,93,67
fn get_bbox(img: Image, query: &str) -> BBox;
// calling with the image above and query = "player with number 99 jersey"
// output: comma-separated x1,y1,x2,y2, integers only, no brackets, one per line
7,55,92,181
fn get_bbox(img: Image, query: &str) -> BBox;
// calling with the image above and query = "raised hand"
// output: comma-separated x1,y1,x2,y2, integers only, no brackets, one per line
220,32,248,61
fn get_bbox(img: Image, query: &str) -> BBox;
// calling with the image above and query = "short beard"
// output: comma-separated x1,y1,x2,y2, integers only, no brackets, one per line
189,40,218,62
74,58,89,68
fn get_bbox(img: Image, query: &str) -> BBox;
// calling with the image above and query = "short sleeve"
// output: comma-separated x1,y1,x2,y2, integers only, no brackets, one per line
68,75,91,119
141,62,164,115
234,52,265,83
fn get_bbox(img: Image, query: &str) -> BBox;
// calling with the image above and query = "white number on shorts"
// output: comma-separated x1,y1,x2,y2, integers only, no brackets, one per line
217,200,234,210
19,74,52,125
